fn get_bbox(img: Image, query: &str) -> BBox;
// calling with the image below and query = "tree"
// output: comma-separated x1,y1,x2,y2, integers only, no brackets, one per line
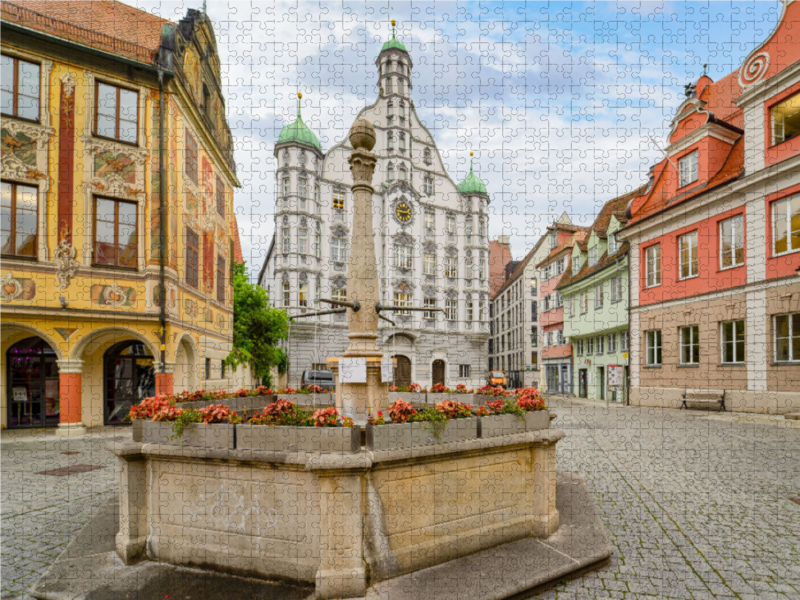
225,262,289,386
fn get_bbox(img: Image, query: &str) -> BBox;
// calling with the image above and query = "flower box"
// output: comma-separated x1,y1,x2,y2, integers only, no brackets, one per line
177,395,275,412
136,420,235,449
426,393,462,404
474,394,500,405
388,392,427,405
277,393,333,408
236,424,360,453
478,414,526,438
366,417,479,451
525,409,550,431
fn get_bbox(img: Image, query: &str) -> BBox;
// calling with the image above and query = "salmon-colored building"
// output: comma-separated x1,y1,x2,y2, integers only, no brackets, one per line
618,0,800,414
537,222,588,394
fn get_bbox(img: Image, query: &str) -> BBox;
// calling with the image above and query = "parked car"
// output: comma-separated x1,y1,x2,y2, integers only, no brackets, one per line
301,369,335,391
489,370,507,388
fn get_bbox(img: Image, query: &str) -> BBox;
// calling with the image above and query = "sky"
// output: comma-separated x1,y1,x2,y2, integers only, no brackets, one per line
133,0,782,277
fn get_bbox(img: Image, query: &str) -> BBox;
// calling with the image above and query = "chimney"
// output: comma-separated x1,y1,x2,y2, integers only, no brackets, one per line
497,235,510,246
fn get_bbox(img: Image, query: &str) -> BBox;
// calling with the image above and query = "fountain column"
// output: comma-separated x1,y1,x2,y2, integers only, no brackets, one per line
328,119,388,421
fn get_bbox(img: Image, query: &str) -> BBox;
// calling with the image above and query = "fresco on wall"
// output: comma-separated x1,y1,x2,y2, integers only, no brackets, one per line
94,151,137,183
1,128,37,166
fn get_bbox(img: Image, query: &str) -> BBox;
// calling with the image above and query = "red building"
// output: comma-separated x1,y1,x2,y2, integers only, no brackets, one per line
537,223,588,394
618,0,800,414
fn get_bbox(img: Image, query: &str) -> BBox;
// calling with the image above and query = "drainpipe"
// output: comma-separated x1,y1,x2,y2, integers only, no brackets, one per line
158,69,167,376
625,252,631,406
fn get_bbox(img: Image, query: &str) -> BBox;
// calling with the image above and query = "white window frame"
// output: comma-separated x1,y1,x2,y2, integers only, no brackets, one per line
331,236,347,263
445,298,457,321
679,325,700,365
423,252,436,276
394,292,412,315
393,244,413,270
678,231,699,280
282,227,291,253
719,214,745,269
298,282,308,308
594,283,604,310
721,320,745,365
774,313,800,362
772,196,800,256
423,297,436,319
645,330,661,366
645,244,661,288
678,150,698,188
580,291,588,314
445,256,457,278
446,215,456,235
297,228,308,255
283,281,290,307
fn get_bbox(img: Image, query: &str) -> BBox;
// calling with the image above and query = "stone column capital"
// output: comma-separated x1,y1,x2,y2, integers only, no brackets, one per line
56,359,84,374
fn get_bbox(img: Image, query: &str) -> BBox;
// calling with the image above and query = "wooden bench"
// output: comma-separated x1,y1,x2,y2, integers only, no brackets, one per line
681,389,726,412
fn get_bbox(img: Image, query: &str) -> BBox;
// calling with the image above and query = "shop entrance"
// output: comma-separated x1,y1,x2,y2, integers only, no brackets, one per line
393,355,412,388
103,341,155,425
431,360,445,386
6,337,60,428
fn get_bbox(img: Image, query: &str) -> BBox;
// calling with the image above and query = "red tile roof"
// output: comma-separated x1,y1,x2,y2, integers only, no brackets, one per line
1,0,170,64
488,239,513,297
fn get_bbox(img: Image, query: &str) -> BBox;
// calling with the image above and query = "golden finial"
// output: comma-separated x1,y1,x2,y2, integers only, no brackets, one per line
391,19,396,26
297,92,303,99
470,151,474,157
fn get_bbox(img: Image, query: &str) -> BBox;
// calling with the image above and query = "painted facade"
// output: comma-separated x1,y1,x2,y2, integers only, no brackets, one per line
618,0,800,414
258,27,491,389
0,2,246,432
558,190,643,403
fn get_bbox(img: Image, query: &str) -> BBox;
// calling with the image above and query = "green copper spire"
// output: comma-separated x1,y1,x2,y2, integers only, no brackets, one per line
277,92,322,152
458,151,488,195
381,19,408,53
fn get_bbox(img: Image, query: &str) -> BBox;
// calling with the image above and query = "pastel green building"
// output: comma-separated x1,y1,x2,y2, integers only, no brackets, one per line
557,189,643,403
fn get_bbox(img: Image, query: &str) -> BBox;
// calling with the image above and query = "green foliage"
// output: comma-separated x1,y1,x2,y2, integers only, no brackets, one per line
225,262,289,386
170,409,202,440
409,407,449,440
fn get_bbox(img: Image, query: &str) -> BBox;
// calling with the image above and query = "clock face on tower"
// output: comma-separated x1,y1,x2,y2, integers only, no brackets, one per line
395,202,412,223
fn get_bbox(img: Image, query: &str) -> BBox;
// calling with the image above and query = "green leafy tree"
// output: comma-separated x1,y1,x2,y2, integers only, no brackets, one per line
225,262,289,386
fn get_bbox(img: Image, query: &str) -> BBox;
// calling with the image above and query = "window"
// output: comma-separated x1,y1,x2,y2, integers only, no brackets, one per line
394,244,413,269
555,258,565,275
645,244,661,287
424,176,433,195
332,287,346,302
577,339,584,356
678,150,698,187
399,133,406,153
423,297,437,319
479,259,486,279
579,291,588,314
315,184,320,205
541,295,549,312
608,234,617,255
445,299,457,321
465,257,473,279
479,301,486,321
95,82,137,144
423,252,436,275
531,300,537,321
283,281,290,307
589,247,597,266
587,337,594,355
594,283,604,309
1,55,39,121
399,164,408,180
596,335,604,354
216,256,226,303
333,189,346,212
678,231,698,279
331,236,347,263
446,215,456,235
185,132,198,184
572,256,580,273
568,296,575,317
610,276,623,302
466,217,473,235
387,163,395,180
387,101,394,120
220,360,226,379
679,325,700,365
621,331,629,352
215,176,225,217
557,329,565,346
282,176,290,197
298,282,308,308
282,227,291,253
608,333,616,353
1,181,37,258
466,299,474,321
315,231,321,258
298,228,308,254
772,195,800,255
775,313,800,362
425,211,435,235
386,77,393,94
530,279,537,295
205,358,211,380
394,292,412,315
445,256,457,278
387,131,394,151
719,214,744,269
721,320,745,364
459,364,471,378
645,330,661,366
94,197,137,268
554,292,563,308
531,327,538,346
479,219,486,237
543,265,551,280
424,147,432,165
771,92,800,145
185,227,199,287
298,176,308,208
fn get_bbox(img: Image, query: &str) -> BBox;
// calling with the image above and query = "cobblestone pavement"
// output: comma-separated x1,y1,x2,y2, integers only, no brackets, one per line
2,402,799,600
0,429,121,600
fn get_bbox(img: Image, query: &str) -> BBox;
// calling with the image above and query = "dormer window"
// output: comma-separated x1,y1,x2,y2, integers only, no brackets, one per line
608,233,617,254
589,247,597,266
772,92,800,145
572,256,580,273
678,151,698,188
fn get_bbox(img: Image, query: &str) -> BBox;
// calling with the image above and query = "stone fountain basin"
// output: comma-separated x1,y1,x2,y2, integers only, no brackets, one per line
112,428,565,599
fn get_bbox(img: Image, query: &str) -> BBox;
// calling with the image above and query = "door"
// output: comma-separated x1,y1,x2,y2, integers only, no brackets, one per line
431,360,445,386
598,367,605,401
546,365,559,394
6,337,60,428
560,364,570,394
578,369,587,398
104,341,155,425
393,355,412,389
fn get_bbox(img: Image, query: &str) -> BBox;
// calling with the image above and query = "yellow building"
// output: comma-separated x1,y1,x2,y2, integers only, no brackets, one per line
0,1,245,432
